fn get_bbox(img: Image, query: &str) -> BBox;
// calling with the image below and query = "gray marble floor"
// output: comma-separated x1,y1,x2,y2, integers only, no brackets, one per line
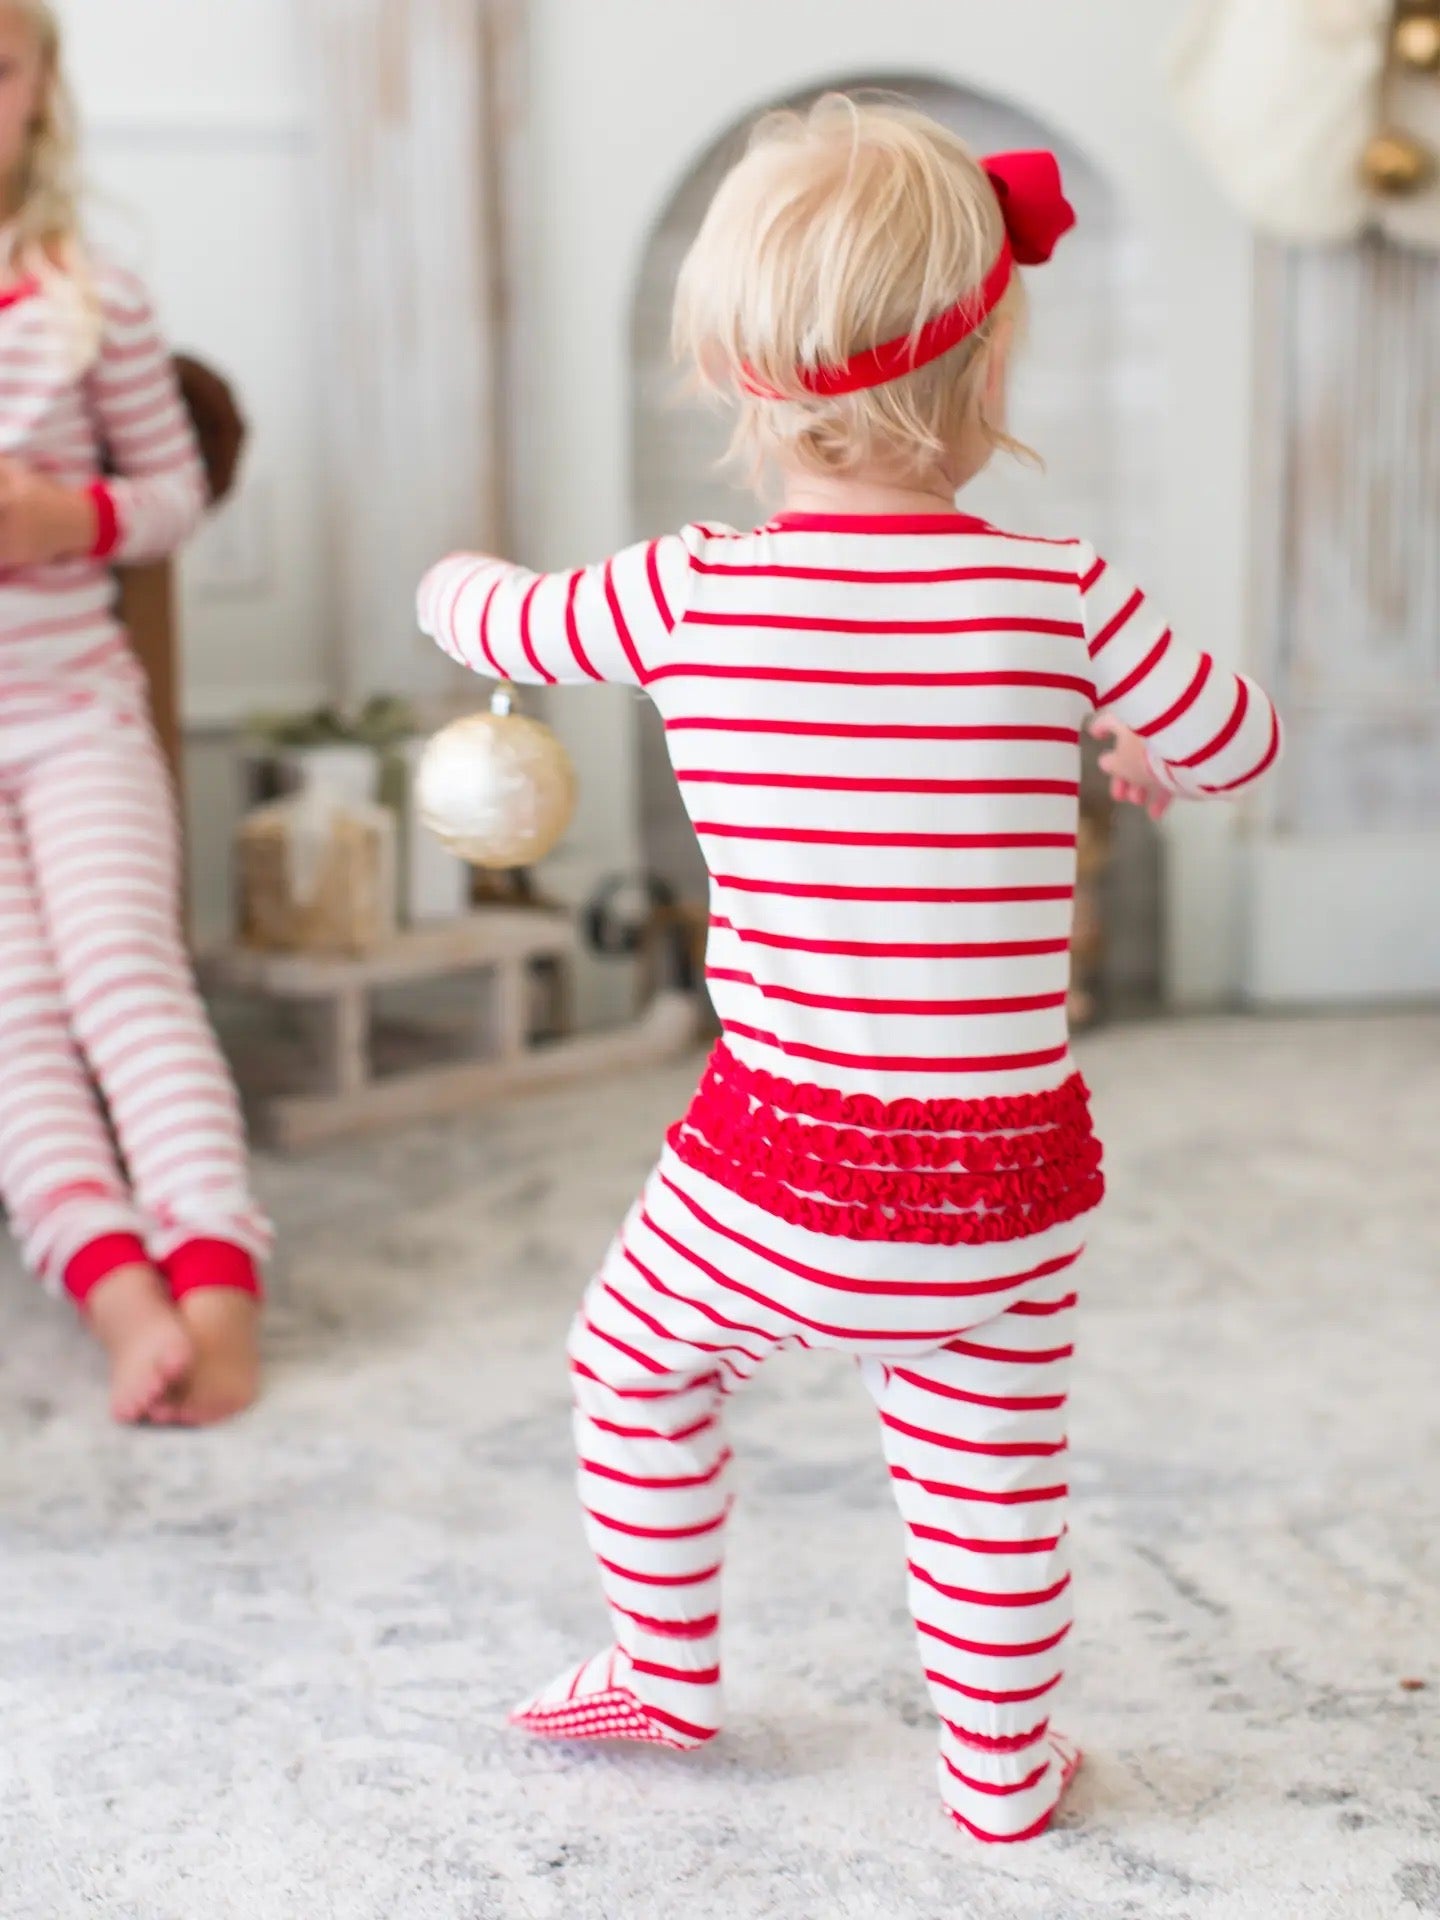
0,1014,1437,1920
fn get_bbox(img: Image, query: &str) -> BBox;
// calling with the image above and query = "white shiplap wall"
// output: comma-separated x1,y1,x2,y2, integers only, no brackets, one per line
56,0,329,938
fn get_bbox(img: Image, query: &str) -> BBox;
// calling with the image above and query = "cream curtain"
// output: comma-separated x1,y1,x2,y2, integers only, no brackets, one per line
302,0,525,702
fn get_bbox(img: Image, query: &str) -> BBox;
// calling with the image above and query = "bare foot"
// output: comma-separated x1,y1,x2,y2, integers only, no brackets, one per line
85,1264,195,1425
171,1288,261,1426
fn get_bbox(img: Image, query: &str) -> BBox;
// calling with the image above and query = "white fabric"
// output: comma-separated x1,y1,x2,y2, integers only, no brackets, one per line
1169,0,1392,244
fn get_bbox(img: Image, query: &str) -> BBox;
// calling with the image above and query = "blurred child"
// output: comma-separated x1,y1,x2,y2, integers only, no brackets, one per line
0,2,268,1424
420,98,1280,1840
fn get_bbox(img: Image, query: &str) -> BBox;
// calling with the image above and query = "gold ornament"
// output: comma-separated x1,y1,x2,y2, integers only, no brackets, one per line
1394,11,1440,73
1361,129,1436,195
415,683,577,870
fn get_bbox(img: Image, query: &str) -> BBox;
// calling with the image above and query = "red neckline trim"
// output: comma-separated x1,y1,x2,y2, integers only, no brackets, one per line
768,512,995,536
0,276,40,313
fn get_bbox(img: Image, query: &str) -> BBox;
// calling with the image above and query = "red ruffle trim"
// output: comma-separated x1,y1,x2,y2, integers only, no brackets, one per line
703,1044,1094,1136
669,1043,1104,1247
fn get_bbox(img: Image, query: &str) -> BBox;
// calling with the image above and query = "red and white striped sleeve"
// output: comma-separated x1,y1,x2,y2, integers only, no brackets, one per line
1076,543,1282,799
87,269,207,565
417,534,691,688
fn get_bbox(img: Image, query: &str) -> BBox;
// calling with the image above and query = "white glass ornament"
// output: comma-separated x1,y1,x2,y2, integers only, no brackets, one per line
415,683,577,870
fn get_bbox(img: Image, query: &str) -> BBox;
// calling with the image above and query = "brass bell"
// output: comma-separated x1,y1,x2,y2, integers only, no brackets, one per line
1394,10,1440,73
1361,129,1436,196
415,682,577,871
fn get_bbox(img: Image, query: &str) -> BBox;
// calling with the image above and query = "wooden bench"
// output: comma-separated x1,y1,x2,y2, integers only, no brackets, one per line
199,911,700,1149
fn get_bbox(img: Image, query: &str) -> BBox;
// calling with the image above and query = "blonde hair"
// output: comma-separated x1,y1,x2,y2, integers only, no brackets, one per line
4,0,100,371
673,94,1028,486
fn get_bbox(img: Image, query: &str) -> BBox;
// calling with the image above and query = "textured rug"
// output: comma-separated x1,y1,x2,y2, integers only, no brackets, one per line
0,1014,1437,1920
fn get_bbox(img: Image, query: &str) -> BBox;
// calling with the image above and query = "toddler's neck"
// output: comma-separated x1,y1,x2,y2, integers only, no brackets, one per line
779,474,961,520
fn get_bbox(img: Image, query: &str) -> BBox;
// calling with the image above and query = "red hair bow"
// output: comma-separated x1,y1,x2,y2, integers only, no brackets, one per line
983,149,1076,268
753,148,1075,400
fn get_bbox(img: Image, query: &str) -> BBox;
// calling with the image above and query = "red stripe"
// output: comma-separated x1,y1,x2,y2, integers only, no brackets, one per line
1206,705,1281,792
677,770,1079,798
1078,554,1105,593
578,1312,671,1378
706,971,1067,1018
1174,678,1248,770
666,718,1080,744
645,539,675,631
518,577,553,683
1100,630,1172,707
714,875,1072,905
610,1603,719,1639
910,1564,1072,1609
697,822,1073,851
1009,1293,1077,1318
1088,586,1143,657
918,1614,1070,1659
564,569,603,680
585,1411,718,1445
943,1719,1050,1754
475,575,506,676
583,1503,728,1543
690,557,1076,586
610,1597,721,1643
943,1753,1051,1798
657,1174,1082,1302
579,1451,731,1492
766,511,1015,536
602,558,647,682
629,1658,720,1687
684,609,1083,638
943,1336,1074,1365
634,1703,718,1743
882,1411,1066,1458
594,1554,722,1589
721,1020,1070,1075
711,921,1070,961
926,1664,1063,1708
570,1356,720,1401
911,1522,1063,1556
1138,652,1212,738
649,664,1094,694
892,1463,1066,1507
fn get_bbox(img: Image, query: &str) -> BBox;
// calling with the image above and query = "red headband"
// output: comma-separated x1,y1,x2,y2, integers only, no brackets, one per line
743,149,1075,401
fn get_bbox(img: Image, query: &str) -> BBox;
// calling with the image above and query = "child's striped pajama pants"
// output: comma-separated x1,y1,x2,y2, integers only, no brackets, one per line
513,1140,1083,1844
0,722,269,1299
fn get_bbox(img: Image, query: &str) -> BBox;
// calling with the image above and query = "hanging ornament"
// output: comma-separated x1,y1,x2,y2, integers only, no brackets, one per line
1360,126,1437,192
1395,12,1440,69
415,683,577,871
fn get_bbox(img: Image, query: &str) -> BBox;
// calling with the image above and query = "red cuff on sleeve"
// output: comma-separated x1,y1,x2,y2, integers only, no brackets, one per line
161,1238,264,1302
87,480,121,560
64,1233,150,1305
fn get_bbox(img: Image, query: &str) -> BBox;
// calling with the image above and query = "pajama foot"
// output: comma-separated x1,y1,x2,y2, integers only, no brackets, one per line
945,1731,1083,1845
510,1647,719,1752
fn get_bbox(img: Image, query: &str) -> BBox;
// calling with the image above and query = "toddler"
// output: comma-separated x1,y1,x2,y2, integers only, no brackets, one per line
418,98,1280,1841
0,2,269,1424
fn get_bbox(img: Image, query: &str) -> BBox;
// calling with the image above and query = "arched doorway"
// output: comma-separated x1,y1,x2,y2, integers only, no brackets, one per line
630,77,1166,1014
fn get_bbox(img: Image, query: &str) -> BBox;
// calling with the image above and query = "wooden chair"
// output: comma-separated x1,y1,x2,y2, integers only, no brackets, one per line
118,355,248,791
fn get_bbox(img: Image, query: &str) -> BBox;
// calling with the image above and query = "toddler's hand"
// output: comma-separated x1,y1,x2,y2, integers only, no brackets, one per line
0,455,97,568
1090,713,1173,822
